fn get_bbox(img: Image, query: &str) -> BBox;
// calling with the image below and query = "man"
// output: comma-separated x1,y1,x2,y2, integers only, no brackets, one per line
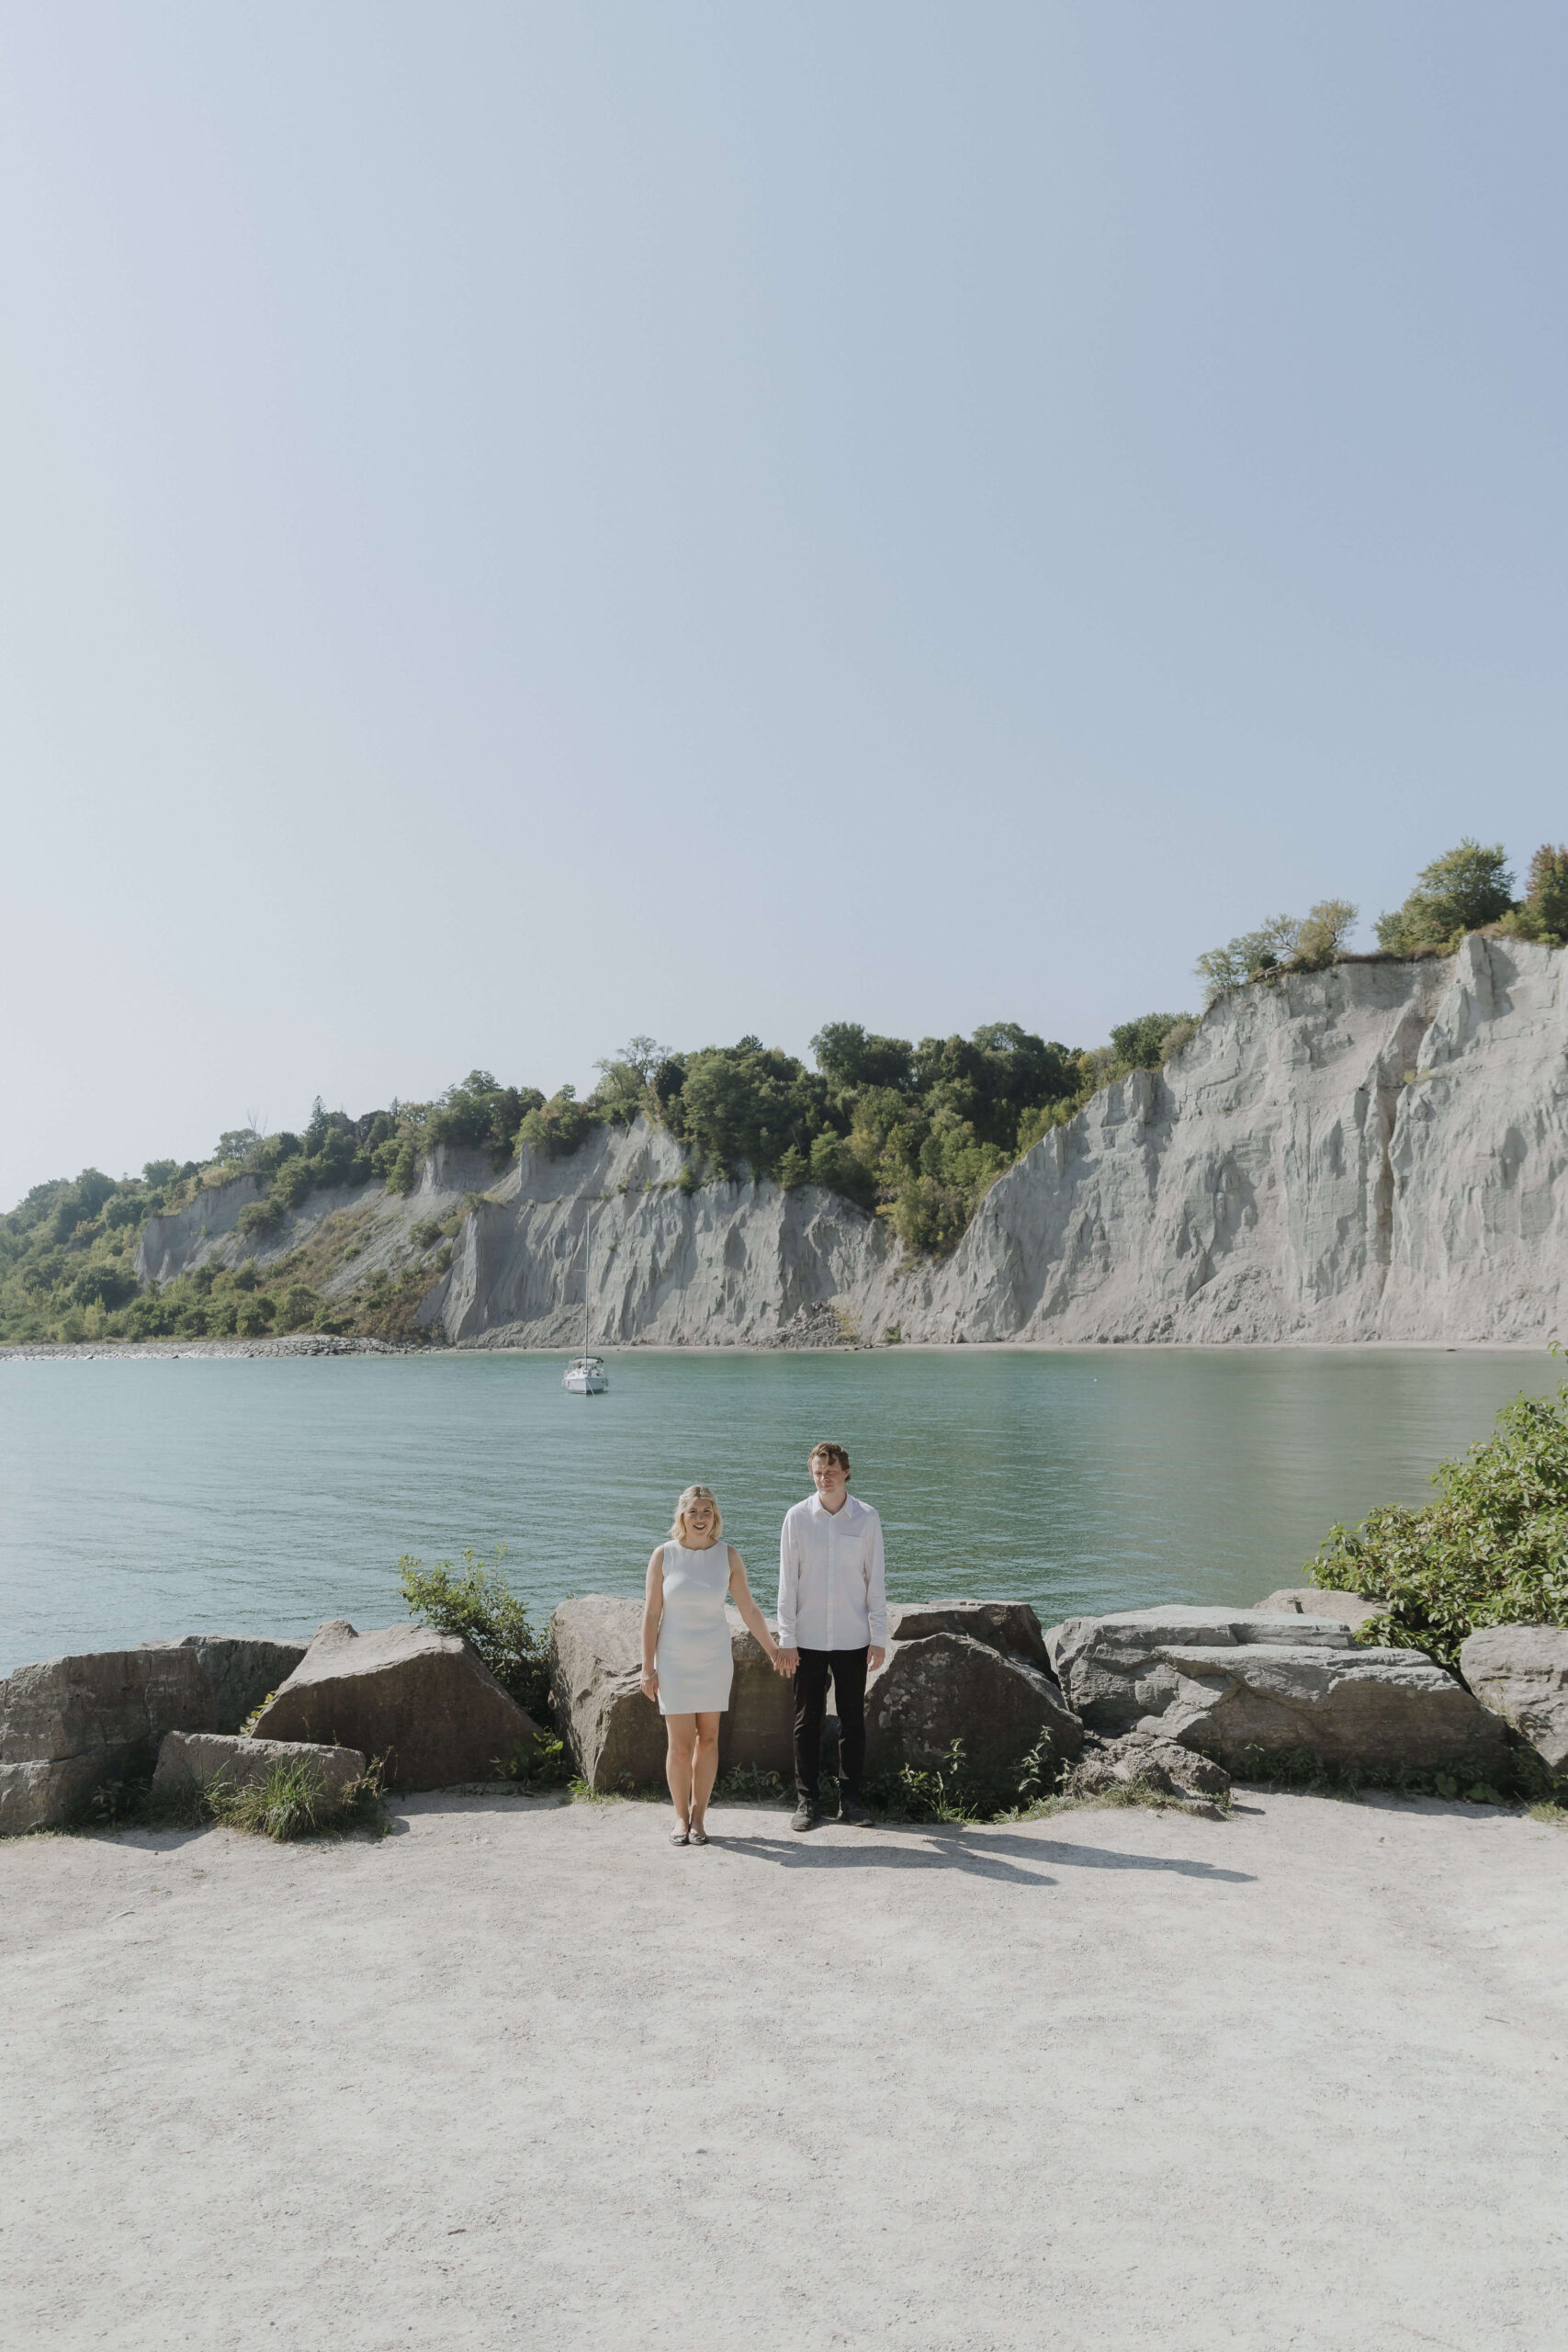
775,1441,887,1832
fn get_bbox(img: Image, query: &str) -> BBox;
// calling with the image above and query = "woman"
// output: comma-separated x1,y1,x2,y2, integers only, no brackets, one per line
640,1484,784,1846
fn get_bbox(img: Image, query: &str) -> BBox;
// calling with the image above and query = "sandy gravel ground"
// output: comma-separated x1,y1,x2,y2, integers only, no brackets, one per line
3,1791,1566,2352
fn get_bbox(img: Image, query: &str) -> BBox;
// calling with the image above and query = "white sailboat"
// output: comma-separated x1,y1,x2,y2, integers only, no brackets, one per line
563,1206,608,1395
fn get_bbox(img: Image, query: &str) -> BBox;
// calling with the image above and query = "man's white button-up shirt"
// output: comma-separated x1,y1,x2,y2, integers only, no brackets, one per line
777,1492,888,1653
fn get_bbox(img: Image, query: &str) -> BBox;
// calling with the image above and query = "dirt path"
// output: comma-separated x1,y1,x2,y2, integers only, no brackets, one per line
3,1791,1565,2351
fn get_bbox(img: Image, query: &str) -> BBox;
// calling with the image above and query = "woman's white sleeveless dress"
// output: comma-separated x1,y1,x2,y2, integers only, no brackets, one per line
655,1539,735,1715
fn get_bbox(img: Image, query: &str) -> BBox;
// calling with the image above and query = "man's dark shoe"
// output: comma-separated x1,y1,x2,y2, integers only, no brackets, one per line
838,1790,874,1827
790,1801,818,1833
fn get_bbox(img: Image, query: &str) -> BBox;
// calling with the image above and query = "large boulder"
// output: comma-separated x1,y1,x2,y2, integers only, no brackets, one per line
549,1599,664,1792
865,1632,1083,1777
251,1621,539,1790
0,1646,218,1835
144,1636,309,1732
152,1731,366,1800
547,1596,795,1792
886,1600,1050,1671
1044,1608,1508,1776
1459,1625,1568,1774
1256,1589,1385,1635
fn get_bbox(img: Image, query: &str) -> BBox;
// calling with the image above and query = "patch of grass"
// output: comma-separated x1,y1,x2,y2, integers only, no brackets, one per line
220,1758,386,1839
76,1758,389,1840
1527,1797,1568,1825
1233,1744,1529,1805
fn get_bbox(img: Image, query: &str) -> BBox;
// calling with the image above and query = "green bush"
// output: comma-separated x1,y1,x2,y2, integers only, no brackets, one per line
398,1544,553,1721
1108,1012,1195,1073
1506,844,1568,946
1308,1382,1568,1664
1375,840,1514,955
517,1085,599,1160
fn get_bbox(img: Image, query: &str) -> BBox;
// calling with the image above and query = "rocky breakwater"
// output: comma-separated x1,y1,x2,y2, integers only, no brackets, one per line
898,936,1568,1345
0,1635,306,1834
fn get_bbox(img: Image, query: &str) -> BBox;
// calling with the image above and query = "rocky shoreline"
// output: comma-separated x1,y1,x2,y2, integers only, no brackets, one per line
0,1335,420,1363
4,1590,1563,1838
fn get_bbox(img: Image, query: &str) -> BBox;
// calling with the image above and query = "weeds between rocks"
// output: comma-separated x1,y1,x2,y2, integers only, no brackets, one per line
1231,1743,1545,1807
74,1758,389,1842
663,1742,1217,1826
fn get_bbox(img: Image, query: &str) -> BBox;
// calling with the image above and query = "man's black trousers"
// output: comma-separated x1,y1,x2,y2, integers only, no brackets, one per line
793,1646,869,1804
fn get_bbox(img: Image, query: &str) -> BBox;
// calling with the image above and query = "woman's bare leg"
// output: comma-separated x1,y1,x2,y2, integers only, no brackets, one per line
689,1713,721,1832
665,1715,697,1829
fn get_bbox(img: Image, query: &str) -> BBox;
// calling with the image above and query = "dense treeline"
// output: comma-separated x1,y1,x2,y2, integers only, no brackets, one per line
5,835,1562,1345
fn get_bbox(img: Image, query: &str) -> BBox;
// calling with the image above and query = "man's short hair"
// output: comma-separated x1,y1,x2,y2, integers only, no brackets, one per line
809,1441,851,1477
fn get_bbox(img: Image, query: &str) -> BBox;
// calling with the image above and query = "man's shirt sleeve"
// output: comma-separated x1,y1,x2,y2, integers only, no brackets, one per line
777,1509,799,1647
864,1507,888,1648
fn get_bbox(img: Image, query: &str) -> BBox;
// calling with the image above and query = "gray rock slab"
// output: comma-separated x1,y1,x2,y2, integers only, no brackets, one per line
547,1596,795,1792
1256,1589,1385,1634
251,1620,539,1791
865,1631,1083,1776
1043,1608,1508,1775
1045,1609,1356,1734
0,1646,218,1835
152,1731,367,1798
143,1637,310,1733
1156,1643,1508,1775
1459,1624,1568,1773
886,1600,1049,1671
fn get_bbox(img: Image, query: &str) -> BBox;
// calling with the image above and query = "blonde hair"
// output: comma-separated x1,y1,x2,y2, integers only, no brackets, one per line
669,1483,723,1542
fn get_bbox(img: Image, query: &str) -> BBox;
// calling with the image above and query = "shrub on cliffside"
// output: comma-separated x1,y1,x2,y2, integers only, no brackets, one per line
1503,844,1568,947
1307,1384,1568,1665
1375,840,1514,955
1196,901,1359,1005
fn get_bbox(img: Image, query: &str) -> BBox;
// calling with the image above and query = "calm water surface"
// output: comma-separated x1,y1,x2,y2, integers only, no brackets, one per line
0,1348,1557,1674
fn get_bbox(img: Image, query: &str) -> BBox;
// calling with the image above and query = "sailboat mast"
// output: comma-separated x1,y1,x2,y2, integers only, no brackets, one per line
583,1207,591,1353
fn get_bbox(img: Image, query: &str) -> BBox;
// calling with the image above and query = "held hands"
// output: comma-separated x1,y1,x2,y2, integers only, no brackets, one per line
773,1647,799,1678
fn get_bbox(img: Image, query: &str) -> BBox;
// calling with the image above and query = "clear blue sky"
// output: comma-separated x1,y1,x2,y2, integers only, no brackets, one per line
4,4,1566,1202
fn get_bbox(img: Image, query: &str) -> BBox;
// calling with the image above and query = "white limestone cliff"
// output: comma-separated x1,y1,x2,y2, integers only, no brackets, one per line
138,939,1568,1346
900,935,1568,1344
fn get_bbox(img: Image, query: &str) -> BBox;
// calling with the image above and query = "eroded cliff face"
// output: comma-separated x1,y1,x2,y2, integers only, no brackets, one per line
897,936,1568,1343
421,939,1568,1347
135,940,1568,1346
422,1120,896,1346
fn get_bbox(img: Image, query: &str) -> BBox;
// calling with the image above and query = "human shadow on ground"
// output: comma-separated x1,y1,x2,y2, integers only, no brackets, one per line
713,1826,1254,1886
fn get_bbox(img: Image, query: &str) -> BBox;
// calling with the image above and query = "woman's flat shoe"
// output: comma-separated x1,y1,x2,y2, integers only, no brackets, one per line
669,1827,690,1846
689,1826,708,1846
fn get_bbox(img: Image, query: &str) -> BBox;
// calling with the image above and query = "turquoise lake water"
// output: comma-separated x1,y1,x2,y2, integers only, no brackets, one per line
0,1347,1557,1675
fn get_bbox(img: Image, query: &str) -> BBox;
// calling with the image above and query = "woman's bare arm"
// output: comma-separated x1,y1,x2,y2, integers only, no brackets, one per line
728,1546,786,1673
640,1545,665,1701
